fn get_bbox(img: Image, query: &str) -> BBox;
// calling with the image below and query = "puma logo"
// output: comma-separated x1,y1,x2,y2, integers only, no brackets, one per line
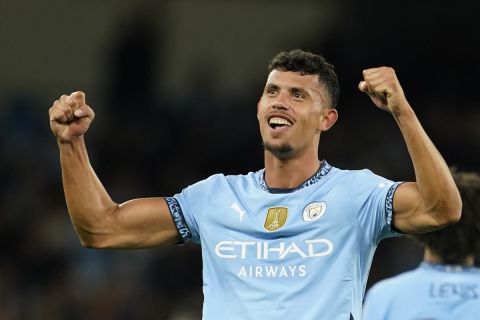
230,203,246,223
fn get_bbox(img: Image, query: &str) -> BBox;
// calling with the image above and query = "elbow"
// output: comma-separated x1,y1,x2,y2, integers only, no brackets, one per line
440,207,462,227
446,190,463,224
77,232,103,249
71,206,119,249
78,234,113,249
79,237,96,249
432,196,462,228
74,224,112,249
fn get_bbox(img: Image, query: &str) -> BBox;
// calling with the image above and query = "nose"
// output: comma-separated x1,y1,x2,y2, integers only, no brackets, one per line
272,103,288,111
271,91,289,110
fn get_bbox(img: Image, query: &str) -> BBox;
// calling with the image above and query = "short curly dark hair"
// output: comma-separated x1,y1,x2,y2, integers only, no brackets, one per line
268,49,340,108
412,169,480,265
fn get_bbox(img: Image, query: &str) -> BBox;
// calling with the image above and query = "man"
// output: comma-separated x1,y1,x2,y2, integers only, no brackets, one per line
49,49,461,320
363,170,480,320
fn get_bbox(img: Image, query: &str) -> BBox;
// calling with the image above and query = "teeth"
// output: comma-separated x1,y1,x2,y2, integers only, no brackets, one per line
269,117,292,126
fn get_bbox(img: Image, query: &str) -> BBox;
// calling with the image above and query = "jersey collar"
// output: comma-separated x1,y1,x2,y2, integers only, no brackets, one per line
255,160,332,193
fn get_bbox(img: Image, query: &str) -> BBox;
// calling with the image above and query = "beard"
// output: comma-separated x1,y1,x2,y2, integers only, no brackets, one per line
262,141,295,160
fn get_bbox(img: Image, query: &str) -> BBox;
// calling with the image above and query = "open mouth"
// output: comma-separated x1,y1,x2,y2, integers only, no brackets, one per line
268,117,293,129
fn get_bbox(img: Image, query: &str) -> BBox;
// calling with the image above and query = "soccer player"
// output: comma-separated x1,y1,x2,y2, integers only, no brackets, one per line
49,50,461,320
363,170,480,320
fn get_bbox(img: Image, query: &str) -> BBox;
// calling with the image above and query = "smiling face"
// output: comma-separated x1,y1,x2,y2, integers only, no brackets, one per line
257,69,337,160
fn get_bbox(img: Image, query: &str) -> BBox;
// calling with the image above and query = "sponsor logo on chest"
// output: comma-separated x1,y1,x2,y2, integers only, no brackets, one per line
214,201,333,278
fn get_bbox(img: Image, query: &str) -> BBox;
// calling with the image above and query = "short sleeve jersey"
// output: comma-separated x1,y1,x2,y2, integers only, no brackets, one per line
166,161,401,320
363,262,480,320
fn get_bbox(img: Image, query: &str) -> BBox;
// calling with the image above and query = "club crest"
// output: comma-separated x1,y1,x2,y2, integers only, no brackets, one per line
264,207,288,231
302,201,327,222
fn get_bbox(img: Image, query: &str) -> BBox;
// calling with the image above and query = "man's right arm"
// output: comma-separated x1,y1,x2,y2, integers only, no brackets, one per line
50,92,179,249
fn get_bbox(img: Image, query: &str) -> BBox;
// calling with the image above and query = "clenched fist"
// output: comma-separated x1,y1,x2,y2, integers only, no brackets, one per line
49,91,95,142
358,67,410,116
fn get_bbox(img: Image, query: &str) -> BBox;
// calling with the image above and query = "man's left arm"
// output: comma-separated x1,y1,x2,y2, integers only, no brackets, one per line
359,67,462,233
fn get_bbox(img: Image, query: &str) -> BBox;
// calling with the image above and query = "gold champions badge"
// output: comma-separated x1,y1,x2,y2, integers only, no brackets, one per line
264,207,288,231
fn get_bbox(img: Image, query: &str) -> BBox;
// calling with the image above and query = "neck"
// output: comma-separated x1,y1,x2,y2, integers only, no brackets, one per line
424,248,475,267
264,149,321,189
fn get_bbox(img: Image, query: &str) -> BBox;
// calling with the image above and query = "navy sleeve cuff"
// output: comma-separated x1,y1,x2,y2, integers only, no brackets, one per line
385,182,404,234
165,197,193,244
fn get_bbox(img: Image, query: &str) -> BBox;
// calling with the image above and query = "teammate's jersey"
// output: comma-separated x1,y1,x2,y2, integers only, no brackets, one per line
166,161,401,320
363,262,480,320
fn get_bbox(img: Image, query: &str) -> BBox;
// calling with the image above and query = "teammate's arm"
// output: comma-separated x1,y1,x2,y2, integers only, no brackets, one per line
358,67,462,233
49,92,179,249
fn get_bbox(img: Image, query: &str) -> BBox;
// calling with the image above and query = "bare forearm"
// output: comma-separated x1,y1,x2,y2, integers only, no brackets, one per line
58,137,117,239
50,92,178,248
359,67,461,228
394,106,461,216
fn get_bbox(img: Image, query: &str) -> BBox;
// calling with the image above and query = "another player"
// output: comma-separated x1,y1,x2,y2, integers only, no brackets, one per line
363,169,480,320
49,49,462,319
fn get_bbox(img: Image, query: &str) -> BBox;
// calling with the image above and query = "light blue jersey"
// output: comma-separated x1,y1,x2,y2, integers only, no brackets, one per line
166,161,401,320
363,262,480,320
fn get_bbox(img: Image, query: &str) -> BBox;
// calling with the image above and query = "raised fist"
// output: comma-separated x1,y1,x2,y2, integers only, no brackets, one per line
358,67,410,115
49,91,95,142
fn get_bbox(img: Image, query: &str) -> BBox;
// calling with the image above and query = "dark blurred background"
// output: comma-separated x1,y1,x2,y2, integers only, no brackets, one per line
0,0,478,319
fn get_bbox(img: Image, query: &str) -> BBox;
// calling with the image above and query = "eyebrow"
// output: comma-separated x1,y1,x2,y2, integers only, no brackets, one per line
265,83,280,92
289,87,309,97
264,84,310,97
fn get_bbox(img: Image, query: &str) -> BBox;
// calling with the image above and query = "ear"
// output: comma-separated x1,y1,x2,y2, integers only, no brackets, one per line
318,108,338,132
257,99,261,120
